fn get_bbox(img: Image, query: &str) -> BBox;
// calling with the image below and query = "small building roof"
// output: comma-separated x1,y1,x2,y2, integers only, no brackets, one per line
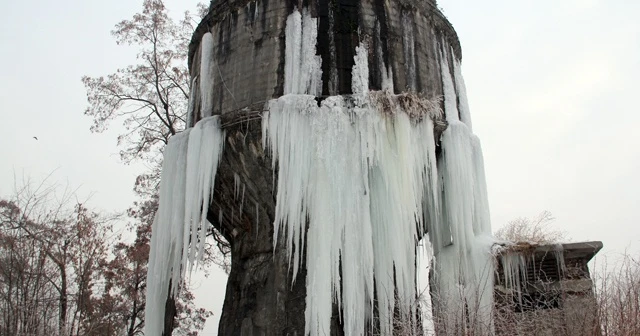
494,241,603,262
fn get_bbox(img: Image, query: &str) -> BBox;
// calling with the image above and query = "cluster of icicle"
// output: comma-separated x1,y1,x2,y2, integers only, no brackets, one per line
144,30,224,334
427,43,495,335
145,6,495,335
497,244,566,307
261,8,495,336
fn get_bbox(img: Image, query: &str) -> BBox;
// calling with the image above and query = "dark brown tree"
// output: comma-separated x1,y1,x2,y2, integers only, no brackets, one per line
0,179,113,335
0,178,211,336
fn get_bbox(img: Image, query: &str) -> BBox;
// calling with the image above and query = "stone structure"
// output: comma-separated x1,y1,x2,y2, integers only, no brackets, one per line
494,241,603,336
185,0,474,334
188,0,459,118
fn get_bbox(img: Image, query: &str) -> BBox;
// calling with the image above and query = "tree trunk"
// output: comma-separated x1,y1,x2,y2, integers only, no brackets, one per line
162,281,177,336
59,267,67,336
127,287,139,336
188,0,460,334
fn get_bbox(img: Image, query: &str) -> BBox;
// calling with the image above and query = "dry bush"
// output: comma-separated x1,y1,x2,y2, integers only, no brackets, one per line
594,253,640,336
494,211,566,245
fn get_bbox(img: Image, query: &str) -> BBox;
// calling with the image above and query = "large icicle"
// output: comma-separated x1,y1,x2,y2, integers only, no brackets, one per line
453,59,473,131
497,243,567,309
429,46,494,335
283,8,321,95
200,33,215,118
145,131,190,336
145,116,225,336
264,10,441,335
151,6,495,336
264,92,439,336
183,116,225,271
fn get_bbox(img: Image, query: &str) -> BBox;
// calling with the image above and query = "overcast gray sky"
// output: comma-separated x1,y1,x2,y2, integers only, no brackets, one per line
1,0,638,334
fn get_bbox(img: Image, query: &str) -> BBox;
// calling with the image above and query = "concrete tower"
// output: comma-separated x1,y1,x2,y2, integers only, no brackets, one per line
181,0,487,334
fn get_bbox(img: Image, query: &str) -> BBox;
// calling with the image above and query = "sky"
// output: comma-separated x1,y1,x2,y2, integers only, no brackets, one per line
0,0,638,335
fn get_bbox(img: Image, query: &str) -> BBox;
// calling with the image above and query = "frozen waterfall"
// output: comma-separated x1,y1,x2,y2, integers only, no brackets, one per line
145,6,495,336
261,8,494,336
144,116,225,336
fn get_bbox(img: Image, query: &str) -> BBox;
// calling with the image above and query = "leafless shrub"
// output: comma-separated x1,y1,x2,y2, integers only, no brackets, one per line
495,211,567,245
594,252,640,336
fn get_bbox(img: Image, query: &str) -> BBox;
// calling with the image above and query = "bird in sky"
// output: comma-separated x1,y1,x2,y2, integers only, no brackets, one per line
33,136,38,140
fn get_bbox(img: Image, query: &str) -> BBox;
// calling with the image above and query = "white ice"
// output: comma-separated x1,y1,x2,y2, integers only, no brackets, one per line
429,45,494,335
144,116,225,336
149,7,496,336
264,10,445,335
200,33,215,118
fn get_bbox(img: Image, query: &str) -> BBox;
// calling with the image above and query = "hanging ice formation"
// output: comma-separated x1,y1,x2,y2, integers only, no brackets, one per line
144,31,225,334
495,244,566,308
145,6,495,335
262,8,494,336
428,50,495,335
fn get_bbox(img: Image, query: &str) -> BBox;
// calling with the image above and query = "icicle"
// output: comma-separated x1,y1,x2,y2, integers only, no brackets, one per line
284,9,322,96
351,45,369,99
440,47,458,122
501,253,529,307
185,116,225,269
284,10,302,95
233,173,240,199
145,116,225,336
265,14,441,332
186,75,198,128
553,244,567,277
375,23,394,92
428,43,494,335
144,131,190,336
301,11,322,96
453,58,473,131
471,135,491,235
265,92,439,336
200,33,215,118
264,8,494,336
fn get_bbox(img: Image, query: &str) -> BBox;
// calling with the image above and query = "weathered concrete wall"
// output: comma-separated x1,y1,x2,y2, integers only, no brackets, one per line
188,0,462,334
188,0,460,117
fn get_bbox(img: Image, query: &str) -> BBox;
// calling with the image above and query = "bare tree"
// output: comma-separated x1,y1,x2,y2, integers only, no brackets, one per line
82,2,216,334
82,0,207,166
0,176,211,336
0,178,114,336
